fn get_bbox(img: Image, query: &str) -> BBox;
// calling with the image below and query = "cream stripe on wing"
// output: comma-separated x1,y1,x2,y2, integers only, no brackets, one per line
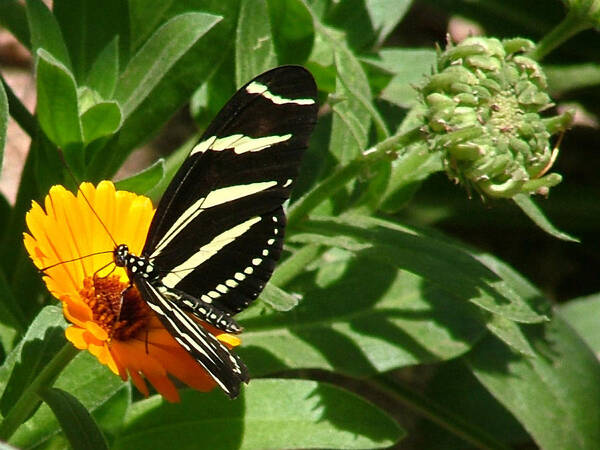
246,81,316,105
151,182,276,258
161,216,262,288
191,134,292,156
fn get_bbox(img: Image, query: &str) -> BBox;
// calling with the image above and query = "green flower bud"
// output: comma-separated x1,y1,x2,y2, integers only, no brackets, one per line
418,37,573,199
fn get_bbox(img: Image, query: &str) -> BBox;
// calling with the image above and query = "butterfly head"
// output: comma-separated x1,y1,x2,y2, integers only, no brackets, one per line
114,244,130,267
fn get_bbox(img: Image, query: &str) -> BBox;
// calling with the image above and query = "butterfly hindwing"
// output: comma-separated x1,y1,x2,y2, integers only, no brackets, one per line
143,66,318,314
135,277,248,398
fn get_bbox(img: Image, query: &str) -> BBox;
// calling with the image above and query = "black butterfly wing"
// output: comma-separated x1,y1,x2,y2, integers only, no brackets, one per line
135,276,248,398
142,66,318,315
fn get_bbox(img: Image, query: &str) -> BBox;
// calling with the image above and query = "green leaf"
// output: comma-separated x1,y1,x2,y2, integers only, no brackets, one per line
90,385,131,446
0,79,6,169
290,215,548,324
324,29,373,162
0,270,27,336
235,0,277,87
10,352,125,448
546,63,600,94
483,314,535,357
96,4,236,180
363,48,436,108
560,293,600,354
81,101,122,144
0,307,66,415
418,360,529,448
115,159,165,195
310,21,388,163
39,387,108,450
113,380,404,449
114,12,222,119
513,194,579,242
86,37,120,99
380,143,443,213
238,258,483,376
258,283,299,312
35,49,83,148
465,317,600,449
25,0,72,69
53,0,128,82
267,0,314,64
0,1,30,49
364,0,412,45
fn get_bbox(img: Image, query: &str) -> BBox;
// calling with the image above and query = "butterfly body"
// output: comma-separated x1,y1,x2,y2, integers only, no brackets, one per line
115,66,318,398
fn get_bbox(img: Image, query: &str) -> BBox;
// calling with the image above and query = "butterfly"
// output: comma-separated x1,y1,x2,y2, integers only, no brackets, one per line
112,66,318,398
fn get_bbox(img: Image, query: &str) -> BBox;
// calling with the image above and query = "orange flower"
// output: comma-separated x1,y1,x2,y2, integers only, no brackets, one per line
23,181,241,402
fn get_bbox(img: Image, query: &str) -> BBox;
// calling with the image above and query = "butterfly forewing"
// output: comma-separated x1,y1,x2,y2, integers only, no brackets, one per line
143,66,318,315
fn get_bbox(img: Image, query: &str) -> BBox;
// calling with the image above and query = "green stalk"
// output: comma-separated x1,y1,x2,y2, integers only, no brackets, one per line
287,126,423,228
368,375,511,450
0,343,79,441
529,9,591,61
272,244,322,287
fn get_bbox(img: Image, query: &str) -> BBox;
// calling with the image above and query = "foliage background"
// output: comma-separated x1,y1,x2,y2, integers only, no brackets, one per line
0,0,599,449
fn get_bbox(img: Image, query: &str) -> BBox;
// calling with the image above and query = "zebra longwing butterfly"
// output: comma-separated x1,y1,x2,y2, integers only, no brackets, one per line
113,66,317,398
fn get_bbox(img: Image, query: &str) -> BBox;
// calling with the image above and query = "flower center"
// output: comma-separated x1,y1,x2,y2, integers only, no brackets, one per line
79,275,151,341
487,91,521,136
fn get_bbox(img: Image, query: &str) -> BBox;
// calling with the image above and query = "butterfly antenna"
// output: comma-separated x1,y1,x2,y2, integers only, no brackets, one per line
40,250,114,273
57,149,118,247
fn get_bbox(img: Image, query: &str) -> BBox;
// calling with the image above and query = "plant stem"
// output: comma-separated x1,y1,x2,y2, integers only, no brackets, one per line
529,9,590,61
272,244,322,287
0,343,79,442
287,126,424,228
368,375,511,450
1,74,36,137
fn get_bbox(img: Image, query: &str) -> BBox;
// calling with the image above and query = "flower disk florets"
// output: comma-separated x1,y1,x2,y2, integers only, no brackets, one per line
419,37,573,198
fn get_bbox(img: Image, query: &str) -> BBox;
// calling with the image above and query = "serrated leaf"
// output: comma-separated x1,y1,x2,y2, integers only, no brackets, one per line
86,37,120,99
114,12,222,119
235,0,277,87
466,317,600,449
115,159,165,195
26,0,71,69
113,380,404,449
81,101,122,144
513,194,579,242
39,387,108,450
483,314,535,356
36,49,82,148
